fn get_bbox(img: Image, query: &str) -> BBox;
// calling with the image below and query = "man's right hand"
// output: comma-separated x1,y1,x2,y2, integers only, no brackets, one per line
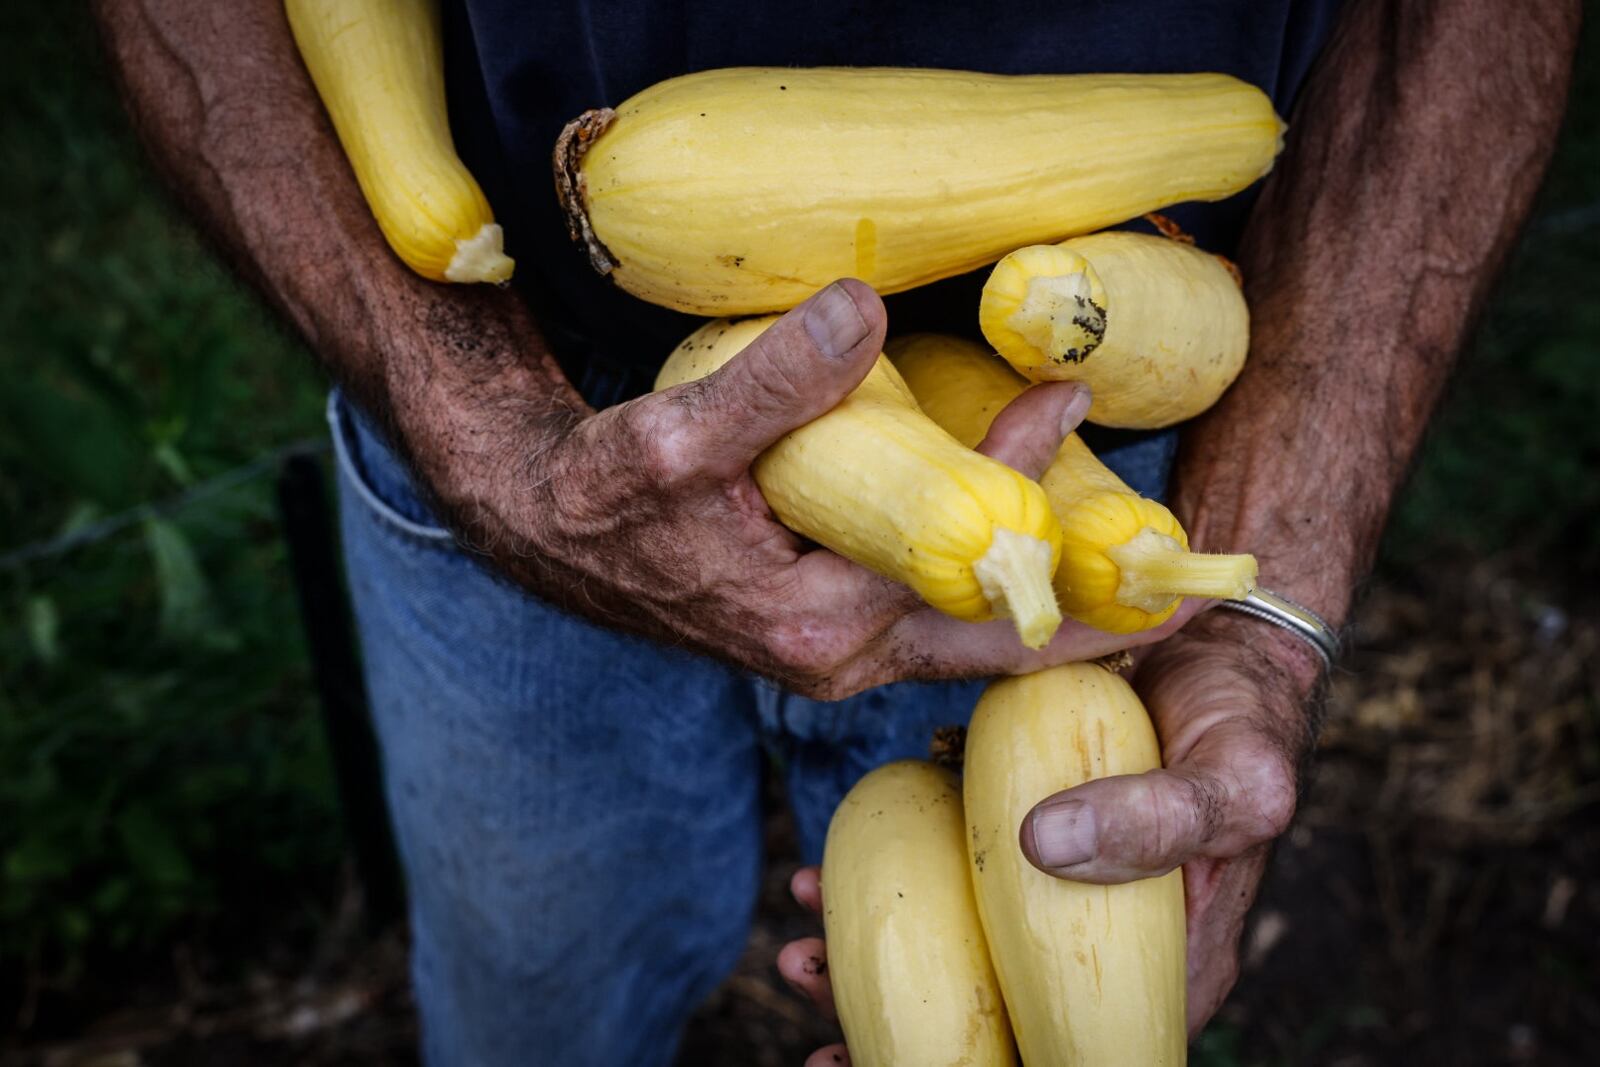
449,280,1197,699
92,2,1192,701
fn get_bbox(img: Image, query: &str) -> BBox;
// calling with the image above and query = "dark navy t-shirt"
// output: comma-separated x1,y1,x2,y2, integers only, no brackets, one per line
441,1,1344,408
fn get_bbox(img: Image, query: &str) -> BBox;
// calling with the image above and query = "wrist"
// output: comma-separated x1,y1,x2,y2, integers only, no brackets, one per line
384,336,584,555
1185,606,1327,703
1180,527,1353,687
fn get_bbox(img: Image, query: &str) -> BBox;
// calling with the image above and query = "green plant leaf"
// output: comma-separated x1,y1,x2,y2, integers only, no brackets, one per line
151,440,194,487
143,516,218,643
92,877,133,916
5,831,74,883
26,594,59,663
0,376,146,510
115,803,193,887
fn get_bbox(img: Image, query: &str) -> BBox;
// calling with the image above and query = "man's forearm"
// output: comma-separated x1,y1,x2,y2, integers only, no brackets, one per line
1175,0,1580,649
92,1,1141,694
91,0,585,524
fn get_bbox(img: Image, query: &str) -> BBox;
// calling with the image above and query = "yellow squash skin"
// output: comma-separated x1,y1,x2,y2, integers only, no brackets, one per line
965,666,1187,1066
286,0,513,284
981,231,1248,428
655,319,1064,648
822,761,1016,1067
889,334,1255,634
557,69,1284,314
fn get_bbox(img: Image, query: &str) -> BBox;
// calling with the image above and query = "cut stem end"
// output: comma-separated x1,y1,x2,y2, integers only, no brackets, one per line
445,223,515,284
973,528,1063,650
1106,528,1258,613
1007,271,1106,367
553,107,620,275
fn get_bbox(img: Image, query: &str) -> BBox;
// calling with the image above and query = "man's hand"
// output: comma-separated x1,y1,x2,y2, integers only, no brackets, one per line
778,866,848,1067
455,278,1197,699
776,609,1319,1051
92,1,1196,701
1018,609,1318,1031
777,0,1580,1040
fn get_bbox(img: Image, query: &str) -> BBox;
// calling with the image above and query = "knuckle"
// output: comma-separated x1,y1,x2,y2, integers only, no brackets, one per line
742,366,811,427
1115,773,1208,871
1234,749,1299,843
1176,772,1231,849
765,618,856,689
724,332,818,416
665,375,717,423
1251,762,1299,840
623,402,702,489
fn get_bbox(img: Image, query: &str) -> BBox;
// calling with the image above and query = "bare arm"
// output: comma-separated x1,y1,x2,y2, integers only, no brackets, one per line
92,1,576,467
1179,0,1582,657
92,0,1171,696
1018,0,1581,1032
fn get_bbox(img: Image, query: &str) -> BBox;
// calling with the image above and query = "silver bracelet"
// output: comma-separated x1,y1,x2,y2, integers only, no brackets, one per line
1214,587,1341,670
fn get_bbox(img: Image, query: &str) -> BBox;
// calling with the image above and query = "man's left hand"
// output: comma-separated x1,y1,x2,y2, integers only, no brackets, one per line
777,608,1323,1049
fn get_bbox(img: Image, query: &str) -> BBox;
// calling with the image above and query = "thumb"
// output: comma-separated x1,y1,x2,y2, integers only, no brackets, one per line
975,382,1092,480
1018,768,1221,884
1017,739,1296,884
687,280,886,476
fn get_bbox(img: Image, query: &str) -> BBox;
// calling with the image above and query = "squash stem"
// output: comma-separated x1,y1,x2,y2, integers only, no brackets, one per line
1106,528,1258,613
973,528,1063,650
446,222,516,284
1007,269,1107,366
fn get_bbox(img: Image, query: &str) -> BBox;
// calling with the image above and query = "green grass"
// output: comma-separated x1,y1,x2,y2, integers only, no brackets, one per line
0,5,337,978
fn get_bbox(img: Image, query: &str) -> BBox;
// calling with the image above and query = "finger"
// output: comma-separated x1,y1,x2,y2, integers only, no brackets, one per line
1018,722,1297,884
777,937,836,1020
750,551,922,701
805,1045,851,1067
676,280,887,477
974,381,1092,479
865,595,1196,690
1126,596,1212,671
791,546,923,620
790,865,823,914
786,510,1205,700
1182,850,1270,1037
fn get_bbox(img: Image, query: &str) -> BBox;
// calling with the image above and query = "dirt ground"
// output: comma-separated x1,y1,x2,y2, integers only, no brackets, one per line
4,555,1596,1067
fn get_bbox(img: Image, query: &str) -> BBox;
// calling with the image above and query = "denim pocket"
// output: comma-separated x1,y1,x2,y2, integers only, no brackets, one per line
327,390,457,548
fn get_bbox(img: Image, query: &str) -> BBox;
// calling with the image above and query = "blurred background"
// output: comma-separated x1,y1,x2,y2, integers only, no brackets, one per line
2,6,1596,1066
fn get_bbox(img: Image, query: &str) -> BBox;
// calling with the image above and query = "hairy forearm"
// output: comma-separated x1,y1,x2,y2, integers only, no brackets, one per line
91,0,585,528
1175,0,1580,647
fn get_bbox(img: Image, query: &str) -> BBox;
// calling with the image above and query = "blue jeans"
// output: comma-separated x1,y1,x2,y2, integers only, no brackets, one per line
329,390,1172,1066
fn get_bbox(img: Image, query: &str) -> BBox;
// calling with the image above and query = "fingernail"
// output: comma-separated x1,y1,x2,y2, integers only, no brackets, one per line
804,282,869,360
1030,798,1097,868
1059,385,1093,436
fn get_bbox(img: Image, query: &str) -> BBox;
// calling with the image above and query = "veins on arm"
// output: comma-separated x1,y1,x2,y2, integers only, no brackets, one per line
1171,0,1582,628
91,0,588,546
